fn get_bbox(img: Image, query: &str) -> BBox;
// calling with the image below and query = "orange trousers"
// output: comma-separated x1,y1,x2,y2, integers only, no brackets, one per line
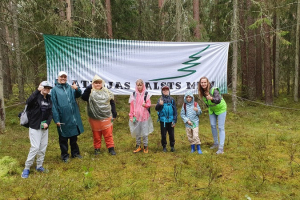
92,125,114,149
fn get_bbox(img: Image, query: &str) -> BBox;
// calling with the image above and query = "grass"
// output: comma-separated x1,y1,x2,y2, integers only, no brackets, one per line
1,94,300,199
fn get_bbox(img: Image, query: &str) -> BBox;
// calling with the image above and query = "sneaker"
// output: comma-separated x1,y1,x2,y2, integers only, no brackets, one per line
133,145,142,153
216,149,224,154
144,146,148,153
36,166,49,173
170,147,175,152
95,148,100,155
63,158,69,163
21,169,30,178
210,144,219,149
163,147,167,152
72,154,82,159
108,147,116,155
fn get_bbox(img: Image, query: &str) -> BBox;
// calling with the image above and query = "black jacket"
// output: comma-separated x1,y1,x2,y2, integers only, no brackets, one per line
26,90,53,130
81,84,117,118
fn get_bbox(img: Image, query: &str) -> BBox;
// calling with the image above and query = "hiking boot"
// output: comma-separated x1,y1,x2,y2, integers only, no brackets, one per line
210,144,219,149
144,146,148,153
21,169,30,178
170,147,175,152
133,145,142,153
163,147,167,152
72,154,82,159
36,166,49,173
108,147,116,155
216,149,224,154
95,148,100,155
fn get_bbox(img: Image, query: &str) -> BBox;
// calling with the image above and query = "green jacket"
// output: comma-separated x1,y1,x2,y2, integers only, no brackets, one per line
202,87,227,115
51,82,84,137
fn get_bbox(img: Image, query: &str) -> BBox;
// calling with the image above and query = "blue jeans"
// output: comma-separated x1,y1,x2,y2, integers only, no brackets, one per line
209,111,226,149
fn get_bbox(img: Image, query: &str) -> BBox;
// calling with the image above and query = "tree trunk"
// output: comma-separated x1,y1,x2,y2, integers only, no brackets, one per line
158,0,165,41
239,0,247,98
12,0,24,102
294,0,300,102
0,7,6,131
176,0,182,42
247,0,256,100
263,19,273,105
255,26,262,99
193,0,200,39
5,26,12,96
106,0,113,39
274,15,280,97
231,0,238,112
66,0,72,23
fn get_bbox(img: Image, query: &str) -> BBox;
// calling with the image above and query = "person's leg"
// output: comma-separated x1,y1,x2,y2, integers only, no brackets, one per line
160,122,167,150
25,128,42,169
70,135,80,157
59,134,69,160
36,129,48,168
103,126,114,149
167,123,175,152
209,113,219,148
217,111,227,150
93,130,102,149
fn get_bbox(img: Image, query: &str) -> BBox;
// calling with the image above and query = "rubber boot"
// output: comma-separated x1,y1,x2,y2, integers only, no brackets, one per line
196,144,203,154
190,144,195,153
144,146,148,153
133,145,142,153
108,147,116,155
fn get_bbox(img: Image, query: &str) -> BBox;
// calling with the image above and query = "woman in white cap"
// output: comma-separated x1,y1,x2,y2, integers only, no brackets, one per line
21,81,53,178
51,71,84,162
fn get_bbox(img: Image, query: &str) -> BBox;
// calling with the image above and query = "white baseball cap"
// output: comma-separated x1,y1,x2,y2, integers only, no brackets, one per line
58,71,67,77
41,81,53,88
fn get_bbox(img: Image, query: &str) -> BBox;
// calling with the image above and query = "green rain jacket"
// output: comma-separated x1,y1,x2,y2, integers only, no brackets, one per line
202,87,227,115
51,82,84,137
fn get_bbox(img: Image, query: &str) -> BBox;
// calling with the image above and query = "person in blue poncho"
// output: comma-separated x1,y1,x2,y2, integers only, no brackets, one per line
51,71,84,162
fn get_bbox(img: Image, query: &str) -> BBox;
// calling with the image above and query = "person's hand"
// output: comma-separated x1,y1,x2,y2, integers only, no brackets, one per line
142,103,146,107
159,98,164,105
171,122,176,127
193,107,198,112
130,118,133,122
206,95,213,100
43,123,48,129
71,82,78,90
38,84,43,91
56,122,64,127
187,120,192,125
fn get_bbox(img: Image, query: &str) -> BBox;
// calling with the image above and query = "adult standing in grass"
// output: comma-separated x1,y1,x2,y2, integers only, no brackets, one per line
21,81,53,178
81,75,117,155
129,79,153,153
51,71,84,162
198,77,227,154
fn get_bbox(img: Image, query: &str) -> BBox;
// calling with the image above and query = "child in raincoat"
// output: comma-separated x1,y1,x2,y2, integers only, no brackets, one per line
82,75,117,155
129,79,153,153
180,91,202,154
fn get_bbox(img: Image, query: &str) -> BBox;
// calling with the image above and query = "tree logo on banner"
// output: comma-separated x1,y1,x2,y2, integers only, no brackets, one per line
149,45,210,81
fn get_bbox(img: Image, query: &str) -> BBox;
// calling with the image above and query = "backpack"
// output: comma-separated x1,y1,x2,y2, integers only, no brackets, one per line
18,105,29,128
133,91,150,113
157,99,174,125
183,102,198,114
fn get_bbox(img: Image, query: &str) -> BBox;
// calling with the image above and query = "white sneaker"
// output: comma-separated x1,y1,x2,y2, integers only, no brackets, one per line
216,149,224,154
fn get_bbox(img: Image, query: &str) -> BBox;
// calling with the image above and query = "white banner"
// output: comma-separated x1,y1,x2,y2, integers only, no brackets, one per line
44,35,229,95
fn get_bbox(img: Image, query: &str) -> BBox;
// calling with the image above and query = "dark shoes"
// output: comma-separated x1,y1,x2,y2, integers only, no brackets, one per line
108,147,116,155
170,147,175,152
163,147,167,152
72,154,82,159
95,148,100,155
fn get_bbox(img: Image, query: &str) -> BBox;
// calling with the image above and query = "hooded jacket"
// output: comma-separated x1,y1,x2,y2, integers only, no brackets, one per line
51,80,84,137
180,91,202,128
155,85,177,123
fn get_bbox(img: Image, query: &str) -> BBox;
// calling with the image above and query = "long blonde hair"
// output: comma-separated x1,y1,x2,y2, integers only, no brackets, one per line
198,76,211,99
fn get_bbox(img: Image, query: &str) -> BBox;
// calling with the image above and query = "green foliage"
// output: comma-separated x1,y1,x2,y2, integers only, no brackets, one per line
0,156,21,178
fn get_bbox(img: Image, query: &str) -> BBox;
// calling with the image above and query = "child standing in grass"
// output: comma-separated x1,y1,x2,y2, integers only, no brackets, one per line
155,84,177,152
180,91,202,154
82,75,117,155
129,79,153,153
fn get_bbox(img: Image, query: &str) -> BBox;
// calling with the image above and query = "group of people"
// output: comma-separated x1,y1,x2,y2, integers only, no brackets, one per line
21,72,227,179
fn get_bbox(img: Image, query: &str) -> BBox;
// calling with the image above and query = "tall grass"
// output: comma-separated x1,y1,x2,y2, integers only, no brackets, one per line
1,94,300,199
